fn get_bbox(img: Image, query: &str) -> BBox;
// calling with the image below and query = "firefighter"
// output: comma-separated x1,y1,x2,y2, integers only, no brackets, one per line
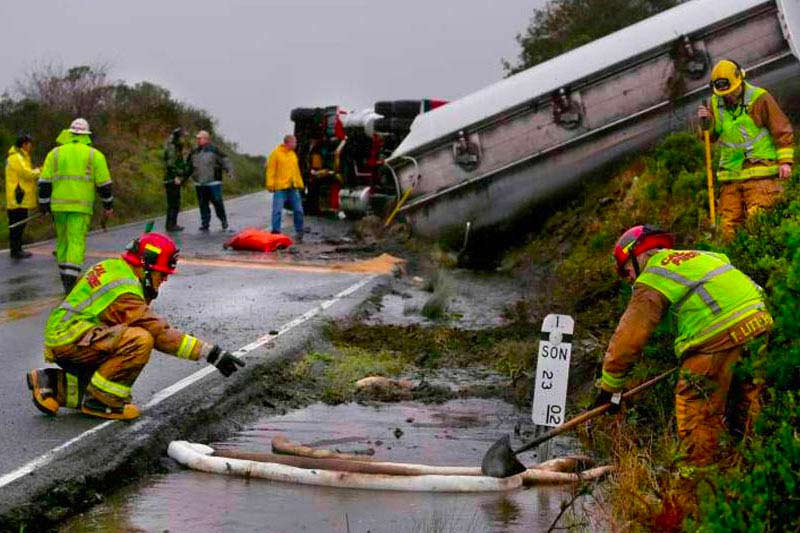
697,59,793,241
5,133,40,259
595,225,772,466
38,118,115,293
26,232,245,420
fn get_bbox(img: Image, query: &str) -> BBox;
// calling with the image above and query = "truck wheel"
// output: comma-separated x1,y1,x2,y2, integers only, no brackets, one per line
374,100,422,118
374,117,414,134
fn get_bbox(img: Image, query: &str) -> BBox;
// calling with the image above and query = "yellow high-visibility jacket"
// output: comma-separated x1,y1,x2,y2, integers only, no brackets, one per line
5,146,40,209
266,144,303,192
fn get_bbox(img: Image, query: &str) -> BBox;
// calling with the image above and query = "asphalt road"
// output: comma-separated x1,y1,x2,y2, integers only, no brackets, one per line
0,191,390,515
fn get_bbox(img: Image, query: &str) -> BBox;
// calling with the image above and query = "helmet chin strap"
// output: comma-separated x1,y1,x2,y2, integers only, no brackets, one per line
630,254,641,278
142,270,159,301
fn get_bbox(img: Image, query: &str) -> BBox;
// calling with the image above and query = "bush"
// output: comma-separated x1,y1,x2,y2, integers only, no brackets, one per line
1,64,265,247
690,187,800,531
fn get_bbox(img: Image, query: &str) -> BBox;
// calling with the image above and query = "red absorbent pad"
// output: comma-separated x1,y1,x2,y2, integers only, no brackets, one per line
223,228,293,252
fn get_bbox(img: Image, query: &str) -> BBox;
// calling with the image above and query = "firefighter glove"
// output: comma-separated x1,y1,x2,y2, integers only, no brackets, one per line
207,345,245,377
592,389,622,414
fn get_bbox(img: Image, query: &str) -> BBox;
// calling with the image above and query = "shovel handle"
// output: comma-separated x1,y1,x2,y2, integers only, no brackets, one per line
8,211,45,230
513,367,677,455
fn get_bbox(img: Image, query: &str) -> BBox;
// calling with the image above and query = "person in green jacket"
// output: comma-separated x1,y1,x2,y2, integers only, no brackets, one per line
39,118,114,293
5,134,40,258
163,127,188,232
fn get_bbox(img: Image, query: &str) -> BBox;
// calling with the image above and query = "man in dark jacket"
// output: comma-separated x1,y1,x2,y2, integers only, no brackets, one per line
186,130,235,232
163,127,188,232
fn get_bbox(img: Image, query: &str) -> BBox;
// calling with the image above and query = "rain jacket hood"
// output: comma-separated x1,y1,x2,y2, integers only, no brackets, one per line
56,130,92,146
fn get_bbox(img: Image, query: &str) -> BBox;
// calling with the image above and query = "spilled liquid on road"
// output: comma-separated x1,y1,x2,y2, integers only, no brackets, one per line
61,399,590,532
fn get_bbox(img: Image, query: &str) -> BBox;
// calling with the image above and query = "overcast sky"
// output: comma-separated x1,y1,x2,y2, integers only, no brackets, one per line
0,0,545,155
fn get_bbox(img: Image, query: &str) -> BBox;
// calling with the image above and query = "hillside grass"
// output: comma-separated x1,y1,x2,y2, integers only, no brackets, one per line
499,130,800,531
1,68,266,248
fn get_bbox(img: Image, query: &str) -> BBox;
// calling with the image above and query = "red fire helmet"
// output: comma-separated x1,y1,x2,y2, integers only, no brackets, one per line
613,225,675,276
122,232,179,274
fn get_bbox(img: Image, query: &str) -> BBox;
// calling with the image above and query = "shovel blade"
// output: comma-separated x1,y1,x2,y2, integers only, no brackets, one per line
481,434,527,478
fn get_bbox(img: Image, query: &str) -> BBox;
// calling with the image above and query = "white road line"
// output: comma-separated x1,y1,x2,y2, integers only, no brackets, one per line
0,274,376,490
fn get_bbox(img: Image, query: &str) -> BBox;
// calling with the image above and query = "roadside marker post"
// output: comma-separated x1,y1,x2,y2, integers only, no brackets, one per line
531,314,574,460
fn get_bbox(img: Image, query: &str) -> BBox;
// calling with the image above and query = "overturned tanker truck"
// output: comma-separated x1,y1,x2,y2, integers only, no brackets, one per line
383,0,800,245
290,99,447,217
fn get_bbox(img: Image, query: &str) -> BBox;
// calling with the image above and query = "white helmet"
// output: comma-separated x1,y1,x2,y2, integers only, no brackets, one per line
68,118,91,135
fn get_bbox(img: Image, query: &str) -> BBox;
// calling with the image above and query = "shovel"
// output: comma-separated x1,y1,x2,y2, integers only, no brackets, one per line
8,211,45,230
481,367,677,477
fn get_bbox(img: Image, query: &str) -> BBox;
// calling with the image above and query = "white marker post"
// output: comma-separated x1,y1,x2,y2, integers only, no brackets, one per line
531,314,574,460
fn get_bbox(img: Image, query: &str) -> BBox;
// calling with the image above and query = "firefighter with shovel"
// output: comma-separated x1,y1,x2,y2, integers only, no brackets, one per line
483,225,771,477
26,231,244,420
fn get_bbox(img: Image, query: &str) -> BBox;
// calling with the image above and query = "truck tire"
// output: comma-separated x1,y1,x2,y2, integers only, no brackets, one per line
374,117,414,134
374,100,422,118
290,107,323,123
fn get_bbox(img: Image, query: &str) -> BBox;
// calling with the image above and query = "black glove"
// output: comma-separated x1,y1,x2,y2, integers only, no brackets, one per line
207,345,245,377
592,389,623,414
39,202,50,215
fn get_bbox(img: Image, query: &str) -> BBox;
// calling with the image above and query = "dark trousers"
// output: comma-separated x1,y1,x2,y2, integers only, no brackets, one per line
8,208,28,254
164,181,181,229
195,184,227,228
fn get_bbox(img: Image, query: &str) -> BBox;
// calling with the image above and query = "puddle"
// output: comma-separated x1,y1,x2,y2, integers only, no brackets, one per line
60,399,590,532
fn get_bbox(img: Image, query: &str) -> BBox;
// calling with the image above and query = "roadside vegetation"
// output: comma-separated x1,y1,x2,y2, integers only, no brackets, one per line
503,0,680,74
496,130,800,531
0,64,265,247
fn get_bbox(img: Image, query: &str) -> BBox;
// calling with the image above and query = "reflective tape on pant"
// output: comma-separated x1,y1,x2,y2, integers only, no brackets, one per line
601,369,627,391
90,371,131,399
177,335,199,359
65,373,80,409
718,165,779,181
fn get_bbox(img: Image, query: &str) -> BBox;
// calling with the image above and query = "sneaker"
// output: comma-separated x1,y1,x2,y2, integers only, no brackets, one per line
80,397,140,420
10,250,32,259
26,369,59,416
199,225,210,233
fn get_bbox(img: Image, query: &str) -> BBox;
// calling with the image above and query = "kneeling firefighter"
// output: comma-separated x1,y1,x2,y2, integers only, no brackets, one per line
595,225,772,466
26,232,245,420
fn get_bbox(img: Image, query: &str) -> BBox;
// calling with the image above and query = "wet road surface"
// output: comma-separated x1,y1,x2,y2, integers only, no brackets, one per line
60,399,580,533
0,192,390,506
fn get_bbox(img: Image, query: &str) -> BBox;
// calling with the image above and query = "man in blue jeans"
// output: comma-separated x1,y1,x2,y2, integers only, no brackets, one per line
266,135,305,243
187,130,235,232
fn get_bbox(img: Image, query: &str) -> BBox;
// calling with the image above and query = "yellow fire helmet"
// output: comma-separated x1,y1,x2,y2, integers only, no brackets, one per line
710,59,746,96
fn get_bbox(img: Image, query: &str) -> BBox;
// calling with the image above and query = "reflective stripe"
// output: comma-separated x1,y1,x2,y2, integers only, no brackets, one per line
52,175,93,182
692,302,765,342
86,148,94,179
65,373,79,408
177,335,199,359
38,177,52,184
38,197,51,203
601,369,627,391
671,264,734,315
643,266,724,314
718,165,780,181
50,198,93,207
58,278,141,323
776,147,794,160
720,129,768,150
90,371,131,399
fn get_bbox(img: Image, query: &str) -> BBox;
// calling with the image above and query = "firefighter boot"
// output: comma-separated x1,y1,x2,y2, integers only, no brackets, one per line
80,396,140,421
26,369,61,416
